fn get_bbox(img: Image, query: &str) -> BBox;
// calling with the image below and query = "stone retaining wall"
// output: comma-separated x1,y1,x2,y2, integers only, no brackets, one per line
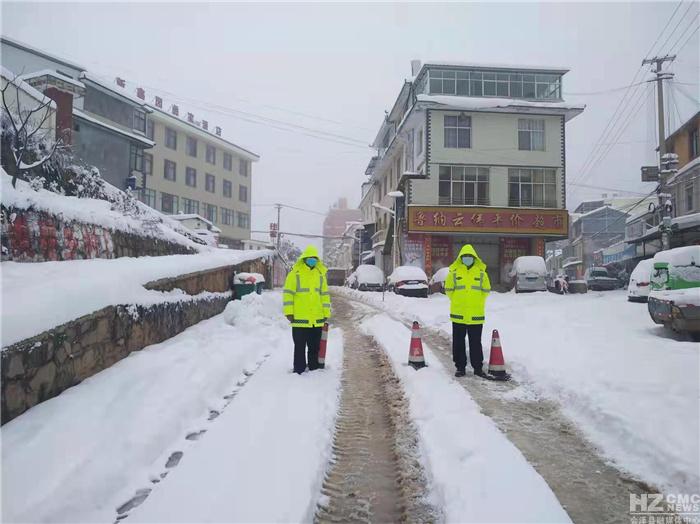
1,208,196,262
1,257,271,424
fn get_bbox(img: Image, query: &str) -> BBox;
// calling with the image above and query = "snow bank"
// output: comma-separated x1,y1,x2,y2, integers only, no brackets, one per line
1,292,286,523
130,325,343,523
389,265,428,283
2,171,203,252
362,314,571,523
1,250,271,347
335,287,700,497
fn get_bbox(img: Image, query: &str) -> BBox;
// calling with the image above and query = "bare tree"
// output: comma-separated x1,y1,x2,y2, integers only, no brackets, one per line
1,73,63,187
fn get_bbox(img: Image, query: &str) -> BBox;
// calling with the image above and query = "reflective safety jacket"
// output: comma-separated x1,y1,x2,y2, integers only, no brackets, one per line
282,245,331,328
445,244,491,325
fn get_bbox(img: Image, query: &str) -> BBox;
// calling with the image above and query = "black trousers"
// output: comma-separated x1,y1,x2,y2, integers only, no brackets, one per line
292,327,322,374
452,323,484,373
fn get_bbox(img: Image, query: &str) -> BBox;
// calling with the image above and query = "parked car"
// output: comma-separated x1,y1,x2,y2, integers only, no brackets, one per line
388,266,429,298
429,267,450,294
648,246,700,340
347,264,385,291
627,259,655,302
508,256,547,293
584,267,619,291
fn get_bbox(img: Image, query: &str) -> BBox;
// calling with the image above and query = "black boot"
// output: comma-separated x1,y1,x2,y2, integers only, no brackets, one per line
455,369,466,377
474,369,493,380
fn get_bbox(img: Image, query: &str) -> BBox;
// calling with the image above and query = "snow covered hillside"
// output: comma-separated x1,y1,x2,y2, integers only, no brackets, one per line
1,249,271,347
336,287,700,497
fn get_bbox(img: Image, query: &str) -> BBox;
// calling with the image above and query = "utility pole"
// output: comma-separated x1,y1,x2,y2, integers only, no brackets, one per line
274,203,282,287
642,54,676,251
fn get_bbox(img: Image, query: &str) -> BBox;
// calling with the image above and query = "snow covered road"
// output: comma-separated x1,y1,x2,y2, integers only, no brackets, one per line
336,287,700,500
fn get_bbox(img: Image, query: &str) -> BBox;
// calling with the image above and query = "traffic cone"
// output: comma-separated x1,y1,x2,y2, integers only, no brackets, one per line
318,322,329,369
408,321,426,369
487,329,511,381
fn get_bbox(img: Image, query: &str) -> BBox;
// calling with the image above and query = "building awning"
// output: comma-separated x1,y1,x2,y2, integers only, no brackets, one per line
562,259,582,268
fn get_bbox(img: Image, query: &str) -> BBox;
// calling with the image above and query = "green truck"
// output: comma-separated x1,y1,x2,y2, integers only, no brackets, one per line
648,245,700,340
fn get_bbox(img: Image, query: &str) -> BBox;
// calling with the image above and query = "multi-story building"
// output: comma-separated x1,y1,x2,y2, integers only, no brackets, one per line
140,96,259,248
361,60,584,286
323,198,362,267
666,111,699,218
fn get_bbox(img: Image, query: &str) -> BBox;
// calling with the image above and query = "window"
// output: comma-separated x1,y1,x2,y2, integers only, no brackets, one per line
240,159,248,177
165,127,177,149
146,120,154,140
139,188,156,209
221,207,234,225
206,145,216,164
133,109,146,133
223,179,232,198
444,115,471,148
223,153,233,171
129,144,143,173
429,69,470,95
508,168,557,208
518,119,545,151
686,181,694,212
182,198,199,215
239,184,248,202
164,159,176,181
438,165,489,205
161,192,179,214
204,203,218,223
186,136,197,157
426,67,561,100
143,152,153,176
690,128,699,159
417,128,423,155
205,173,216,193
237,211,250,229
186,167,197,187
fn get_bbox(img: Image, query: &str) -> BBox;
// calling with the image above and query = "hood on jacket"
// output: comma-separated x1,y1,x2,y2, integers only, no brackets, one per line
449,244,486,271
293,245,328,274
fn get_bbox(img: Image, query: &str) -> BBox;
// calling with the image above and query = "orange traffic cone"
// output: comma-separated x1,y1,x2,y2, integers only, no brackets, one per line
318,322,329,369
487,329,511,381
408,321,426,369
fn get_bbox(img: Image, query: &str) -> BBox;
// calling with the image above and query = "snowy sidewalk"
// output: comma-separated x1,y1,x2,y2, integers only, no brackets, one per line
363,313,571,523
339,287,700,497
1,249,270,347
1,292,294,523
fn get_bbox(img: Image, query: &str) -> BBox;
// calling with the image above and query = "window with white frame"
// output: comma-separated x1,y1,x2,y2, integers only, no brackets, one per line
161,192,179,214
223,179,232,198
239,184,248,202
205,173,216,193
143,153,153,176
508,168,557,208
133,109,146,133
427,68,562,100
518,119,545,151
206,145,216,164
182,198,199,215
438,165,489,205
237,211,250,229
129,144,143,173
146,120,154,140
186,136,197,157
239,159,249,177
204,203,218,223
139,188,156,209
165,127,177,149
223,152,233,171
164,159,176,181
221,207,234,225
186,167,197,187
444,115,471,148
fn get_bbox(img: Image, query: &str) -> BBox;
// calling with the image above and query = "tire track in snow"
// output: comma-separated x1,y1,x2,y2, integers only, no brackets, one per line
316,297,438,523
340,290,657,524
113,353,270,522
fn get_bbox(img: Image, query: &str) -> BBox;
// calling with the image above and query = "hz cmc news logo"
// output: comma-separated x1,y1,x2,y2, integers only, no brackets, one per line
629,493,700,524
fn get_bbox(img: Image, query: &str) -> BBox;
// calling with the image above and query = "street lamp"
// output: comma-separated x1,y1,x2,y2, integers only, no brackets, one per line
345,221,365,270
373,191,405,270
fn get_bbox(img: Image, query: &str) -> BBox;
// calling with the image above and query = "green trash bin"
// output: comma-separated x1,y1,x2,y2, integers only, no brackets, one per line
233,282,257,299
233,273,265,300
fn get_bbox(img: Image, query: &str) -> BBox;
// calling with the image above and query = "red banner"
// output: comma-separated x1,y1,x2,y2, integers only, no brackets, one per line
408,206,568,236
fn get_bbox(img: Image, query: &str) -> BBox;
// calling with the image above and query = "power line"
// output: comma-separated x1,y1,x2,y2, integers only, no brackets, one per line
253,202,327,216
586,187,660,242
563,81,648,96
672,21,700,56
654,1,695,57
567,181,649,195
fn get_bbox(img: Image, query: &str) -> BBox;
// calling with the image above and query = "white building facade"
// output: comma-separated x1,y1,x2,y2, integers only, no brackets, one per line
361,61,584,286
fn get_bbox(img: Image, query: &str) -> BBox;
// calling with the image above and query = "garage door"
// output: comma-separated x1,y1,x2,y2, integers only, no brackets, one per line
452,237,500,285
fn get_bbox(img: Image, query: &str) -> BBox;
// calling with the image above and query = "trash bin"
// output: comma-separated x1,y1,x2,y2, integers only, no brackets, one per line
232,273,266,300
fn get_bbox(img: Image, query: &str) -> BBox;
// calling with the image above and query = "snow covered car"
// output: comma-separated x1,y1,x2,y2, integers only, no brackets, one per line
584,267,618,291
627,259,655,302
348,264,385,291
388,266,429,298
429,267,450,294
648,246,700,340
508,256,547,293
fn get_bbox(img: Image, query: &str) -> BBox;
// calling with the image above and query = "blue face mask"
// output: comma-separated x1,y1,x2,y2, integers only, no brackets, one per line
305,257,318,268
462,256,475,266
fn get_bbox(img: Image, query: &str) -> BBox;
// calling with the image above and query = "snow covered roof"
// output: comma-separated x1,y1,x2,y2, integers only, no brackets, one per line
73,109,155,147
667,156,700,185
169,213,221,232
18,69,85,90
1,66,56,110
420,61,570,74
147,104,260,162
416,94,585,122
80,72,151,109
0,35,86,73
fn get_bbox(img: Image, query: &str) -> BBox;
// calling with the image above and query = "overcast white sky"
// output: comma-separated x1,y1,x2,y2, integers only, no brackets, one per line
2,1,698,250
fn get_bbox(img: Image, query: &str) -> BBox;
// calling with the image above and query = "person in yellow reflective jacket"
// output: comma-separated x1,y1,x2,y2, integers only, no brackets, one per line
445,244,491,378
282,245,331,374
